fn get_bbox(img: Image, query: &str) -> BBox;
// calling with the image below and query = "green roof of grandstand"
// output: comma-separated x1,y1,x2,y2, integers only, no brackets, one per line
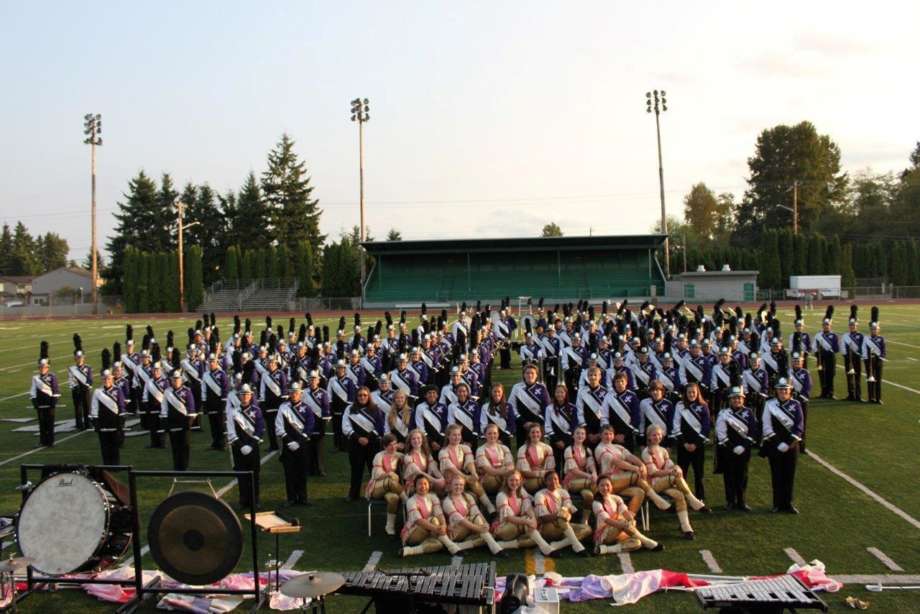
362,234,667,255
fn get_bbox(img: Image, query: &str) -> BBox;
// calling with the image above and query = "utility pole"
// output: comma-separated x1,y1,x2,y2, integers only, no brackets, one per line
177,201,186,312
792,180,799,236
646,90,669,278
350,97,370,303
682,230,688,273
83,114,102,313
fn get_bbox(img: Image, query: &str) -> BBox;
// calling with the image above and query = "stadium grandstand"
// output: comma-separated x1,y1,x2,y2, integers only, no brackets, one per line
361,234,667,306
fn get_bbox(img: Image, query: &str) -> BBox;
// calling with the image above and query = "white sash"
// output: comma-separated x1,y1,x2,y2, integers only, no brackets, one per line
769,401,795,431
330,378,350,403
392,414,409,438
123,355,137,373
33,375,53,396
350,409,377,434
255,359,270,379
643,401,666,431
515,385,543,418
565,348,583,367
145,379,165,403
361,357,378,377
203,371,223,397
420,351,434,368
761,352,778,371
69,365,89,387
725,412,751,440
227,391,241,412
96,389,119,415
282,403,306,433
743,370,762,393
791,371,808,398
680,407,704,438
234,410,257,437
390,370,412,395
136,366,152,386
452,403,475,432
865,336,884,358
551,407,573,435
684,359,704,382
844,333,861,354
345,367,360,385
581,389,605,420
181,359,201,381
302,390,325,419
442,387,459,407
484,406,510,434
658,371,675,391
372,392,393,414
607,394,635,431
816,333,833,353
421,406,444,435
165,388,188,415
633,364,650,385
713,365,731,387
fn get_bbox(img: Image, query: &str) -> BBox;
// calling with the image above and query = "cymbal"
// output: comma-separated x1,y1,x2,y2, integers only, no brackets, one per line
281,572,345,599
0,557,34,572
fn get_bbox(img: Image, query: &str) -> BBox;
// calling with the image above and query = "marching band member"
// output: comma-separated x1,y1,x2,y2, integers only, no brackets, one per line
371,374,395,417
327,360,356,451
399,475,460,557
788,310,812,369
742,352,770,419
475,423,515,495
715,387,757,512
384,389,414,448
508,363,550,447
480,383,516,447
142,361,168,448
761,378,804,514
201,353,229,451
389,353,420,404
710,347,740,414
842,306,864,402
657,353,683,401
343,386,385,501
227,384,264,508
30,346,61,447
439,424,495,514
446,382,481,445
592,476,662,555
813,308,839,399
403,429,446,496
415,385,449,452
442,476,506,556
575,366,608,447
277,383,314,505
302,371,331,476
490,471,555,555
643,424,708,539
517,422,555,493
863,307,886,404
545,384,578,471
595,425,671,515
561,425,597,521
90,369,126,465
68,341,93,431
534,471,591,556
161,370,198,471
366,434,404,535
673,382,711,500
788,353,811,451
638,380,675,447
260,355,289,451
440,367,464,407
602,371,640,450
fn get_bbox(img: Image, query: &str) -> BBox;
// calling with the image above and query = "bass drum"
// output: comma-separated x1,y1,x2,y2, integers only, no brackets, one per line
17,471,132,575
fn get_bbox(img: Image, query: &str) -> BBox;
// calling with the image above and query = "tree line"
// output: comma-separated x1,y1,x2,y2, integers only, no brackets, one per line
0,222,69,277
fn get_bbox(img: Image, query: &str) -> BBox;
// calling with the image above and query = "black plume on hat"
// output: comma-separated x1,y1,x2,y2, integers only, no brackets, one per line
167,330,174,349
824,305,834,321
113,341,122,362
101,348,111,371
289,317,296,334
306,312,314,326
40,340,49,360
871,306,879,324
126,324,133,341
73,333,82,353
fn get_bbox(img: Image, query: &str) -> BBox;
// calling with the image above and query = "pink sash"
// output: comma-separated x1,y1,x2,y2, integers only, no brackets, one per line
448,445,463,470
526,444,543,470
484,445,502,468
451,495,469,519
416,495,431,520
543,491,558,515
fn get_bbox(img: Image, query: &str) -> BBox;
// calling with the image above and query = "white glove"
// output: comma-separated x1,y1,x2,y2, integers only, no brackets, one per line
287,441,300,452
733,445,745,456
240,445,253,456
777,442,789,453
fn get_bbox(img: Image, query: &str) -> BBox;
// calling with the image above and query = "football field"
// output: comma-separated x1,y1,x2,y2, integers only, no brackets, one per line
0,304,918,612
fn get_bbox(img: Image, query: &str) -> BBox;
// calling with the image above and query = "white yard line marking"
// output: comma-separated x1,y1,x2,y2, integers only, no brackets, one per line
833,574,920,584
699,550,722,573
0,429,89,466
889,340,920,350
836,364,920,396
784,547,806,566
867,547,904,572
907,357,919,362
0,392,29,402
450,556,463,568
533,551,545,575
282,549,304,570
363,551,382,572
618,552,635,574
806,449,920,531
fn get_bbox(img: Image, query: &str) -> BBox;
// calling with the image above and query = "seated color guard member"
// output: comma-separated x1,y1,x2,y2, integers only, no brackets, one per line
715,387,757,512
442,476,506,556
365,433,404,535
415,385,449,452
475,423,515,495
227,384,264,509
592,476,662,556
480,383,516,447
643,424,708,539
517,422,556,493
161,370,197,471
595,425,671,515
602,371,640,450
399,475,461,557
508,364,550,447
343,386,385,501
545,384,579,471
575,366,608,448
384,389,414,448
534,471,592,556
90,369,126,465
638,380,675,447
672,382,711,500
439,425,495,514
561,425,597,521
761,378,804,514
490,471,555,556
277,383,314,506
402,429,446,496
446,382,481,445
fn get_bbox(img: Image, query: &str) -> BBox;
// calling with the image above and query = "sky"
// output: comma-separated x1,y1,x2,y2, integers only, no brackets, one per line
1,1,918,260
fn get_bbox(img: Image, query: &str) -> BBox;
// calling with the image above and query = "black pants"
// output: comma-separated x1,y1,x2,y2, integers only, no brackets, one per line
865,359,883,403
768,444,798,509
98,430,121,465
232,444,261,508
500,347,511,370
677,443,706,499
348,438,378,499
549,434,572,474
73,388,91,430
281,445,309,503
168,430,190,470
722,450,750,506
263,409,279,451
798,400,809,452
307,420,326,476
37,405,56,447
845,352,862,400
206,411,225,450
819,351,836,398
332,411,345,451
147,410,164,448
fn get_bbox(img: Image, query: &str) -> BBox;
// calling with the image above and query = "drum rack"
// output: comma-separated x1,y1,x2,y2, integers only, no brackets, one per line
10,465,262,614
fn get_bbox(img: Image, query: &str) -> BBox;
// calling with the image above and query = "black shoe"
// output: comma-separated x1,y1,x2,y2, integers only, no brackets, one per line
784,506,799,515
577,548,592,558
651,543,665,552
699,505,712,514
737,503,752,512
494,550,509,558
344,495,359,502
547,550,561,558
771,507,782,513
725,502,735,511
682,531,695,540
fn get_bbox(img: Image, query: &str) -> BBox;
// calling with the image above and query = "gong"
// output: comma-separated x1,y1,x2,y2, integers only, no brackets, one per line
147,491,243,585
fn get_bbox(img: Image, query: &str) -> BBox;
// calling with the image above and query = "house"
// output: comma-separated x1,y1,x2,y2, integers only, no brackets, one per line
0,275,34,305
666,266,759,302
30,267,95,306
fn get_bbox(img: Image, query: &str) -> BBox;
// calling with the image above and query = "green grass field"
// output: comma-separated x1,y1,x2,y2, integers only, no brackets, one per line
0,304,918,612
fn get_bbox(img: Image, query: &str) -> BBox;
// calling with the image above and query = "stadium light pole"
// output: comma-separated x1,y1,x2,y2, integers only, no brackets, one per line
646,90,669,278
176,200,200,312
350,97,370,303
83,113,102,313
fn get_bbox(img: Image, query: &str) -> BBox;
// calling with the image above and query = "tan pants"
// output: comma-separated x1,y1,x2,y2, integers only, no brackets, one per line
450,515,488,542
404,516,444,553
652,476,688,511
539,518,591,542
369,477,402,513
523,477,543,493
596,526,642,552
481,474,504,495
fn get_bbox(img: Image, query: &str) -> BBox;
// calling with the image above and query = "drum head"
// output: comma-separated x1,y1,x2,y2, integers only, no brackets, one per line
18,473,110,575
147,491,243,585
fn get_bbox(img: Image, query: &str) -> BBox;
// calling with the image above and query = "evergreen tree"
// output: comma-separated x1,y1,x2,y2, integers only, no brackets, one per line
261,134,325,255
123,248,138,312
807,235,824,274
184,183,223,285
185,246,204,311
155,174,179,250
224,246,240,282
147,253,163,312
826,236,842,275
793,234,808,276
294,240,315,296
890,242,909,285
10,222,37,275
236,172,269,241
166,252,180,312
136,251,150,313
777,230,794,284
759,231,782,290
34,232,69,273
0,224,12,274
276,244,292,283
157,252,170,312
841,244,856,288
386,229,403,241
240,249,254,281
106,171,160,294
321,235,361,296
268,245,280,279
